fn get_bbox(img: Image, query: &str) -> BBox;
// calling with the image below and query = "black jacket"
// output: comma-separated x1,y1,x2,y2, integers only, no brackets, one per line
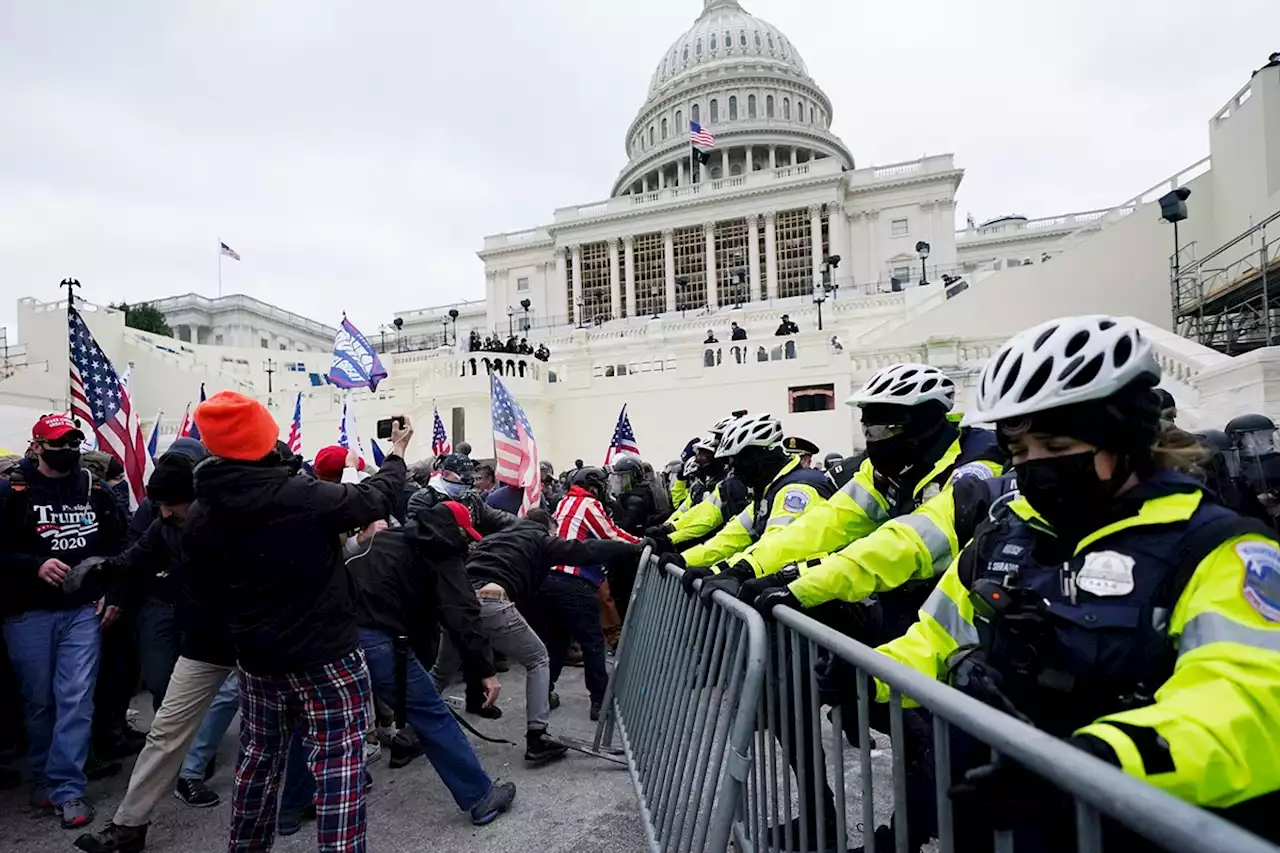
184,454,406,675
0,459,126,617
409,486,518,536
106,516,235,666
465,518,642,602
349,505,494,681
614,488,657,536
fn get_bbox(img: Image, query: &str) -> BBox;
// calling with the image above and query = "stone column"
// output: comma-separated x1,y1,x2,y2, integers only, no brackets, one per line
829,203,847,286
721,149,729,178
764,212,779,300
847,211,866,289
809,205,824,291
608,238,621,320
624,236,637,317
570,244,583,323
769,145,777,169
746,214,761,302
663,228,677,312
678,159,686,187
865,210,881,286
746,146,754,173
704,222,719,309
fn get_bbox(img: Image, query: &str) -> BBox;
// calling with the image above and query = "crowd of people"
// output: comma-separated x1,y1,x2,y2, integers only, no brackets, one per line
467,331,550,362
648,317,1279,851
2,312,1278,853
0,402,677,852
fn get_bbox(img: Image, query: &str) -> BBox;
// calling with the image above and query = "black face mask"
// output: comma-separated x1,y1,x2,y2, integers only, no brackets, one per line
41,448,80,473
866,435,916,478
1014,451,1114,536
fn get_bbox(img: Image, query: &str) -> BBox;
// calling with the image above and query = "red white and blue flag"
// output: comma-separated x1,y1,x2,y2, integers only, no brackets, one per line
68,306,152,508
287,391,303,455
146,411,163,461
491,374,541,516
432,404,451,457
177,384,207,440
690,121,715,148
604,404,641,466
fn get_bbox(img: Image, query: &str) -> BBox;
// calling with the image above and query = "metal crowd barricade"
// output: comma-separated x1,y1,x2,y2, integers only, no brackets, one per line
593,554,767,853
732,602,1279,853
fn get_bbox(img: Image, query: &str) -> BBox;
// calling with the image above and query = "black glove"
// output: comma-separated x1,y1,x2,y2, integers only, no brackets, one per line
1068,734,1120,766
62,556,107,594
679,565,713,597
660,552,686,570
737,563,799,605
647,530,674,554
697,561,756,608
753,586,799,617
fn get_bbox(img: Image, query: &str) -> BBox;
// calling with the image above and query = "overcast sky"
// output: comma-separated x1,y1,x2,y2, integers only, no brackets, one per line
2,0,1277,342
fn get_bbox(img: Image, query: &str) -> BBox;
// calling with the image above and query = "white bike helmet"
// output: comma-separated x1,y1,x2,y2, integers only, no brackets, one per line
709,415,740,438
715,413,784,458
962,315,1160,427
847,363,957,411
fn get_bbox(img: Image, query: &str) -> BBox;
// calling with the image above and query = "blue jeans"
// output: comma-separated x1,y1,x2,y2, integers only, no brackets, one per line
179,671,240,780
278,727,315,820
359,628,491,810
3,605,100,805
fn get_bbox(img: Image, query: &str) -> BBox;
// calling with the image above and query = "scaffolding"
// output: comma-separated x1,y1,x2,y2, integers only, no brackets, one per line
1173,210,1280,355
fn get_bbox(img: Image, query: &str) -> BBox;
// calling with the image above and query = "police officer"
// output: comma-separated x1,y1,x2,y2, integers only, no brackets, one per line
647,416,750,551
668,415,834,592
783,436,820,469
609,454,656,536
728,364,1004,632
865,315,1280,849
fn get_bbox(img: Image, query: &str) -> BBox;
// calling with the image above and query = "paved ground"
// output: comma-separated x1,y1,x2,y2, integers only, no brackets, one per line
1,666,646,853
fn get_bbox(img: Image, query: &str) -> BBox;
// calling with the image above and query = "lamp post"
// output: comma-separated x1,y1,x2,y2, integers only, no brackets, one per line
379,324,387,352
677,276,690,318
507,307,515,337
519,299,531,333
813,279,828,332
815,255,841,332
575,296,585,329
448,308,460,345
441,317,449,348
1158,187,1192,280
916,241,931,286
393,317,403,352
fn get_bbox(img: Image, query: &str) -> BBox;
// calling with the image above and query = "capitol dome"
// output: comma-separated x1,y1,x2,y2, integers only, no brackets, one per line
613,0,854,197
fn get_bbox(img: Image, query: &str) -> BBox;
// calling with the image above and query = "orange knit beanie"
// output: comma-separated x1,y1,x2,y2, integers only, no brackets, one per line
193,391,280,461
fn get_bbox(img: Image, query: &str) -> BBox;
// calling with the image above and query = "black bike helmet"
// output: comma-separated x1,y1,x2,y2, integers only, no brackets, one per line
568,466,610,501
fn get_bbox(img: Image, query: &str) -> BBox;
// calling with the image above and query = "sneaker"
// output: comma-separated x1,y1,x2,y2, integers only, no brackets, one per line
524,730,569,763
364,738,382,765
174,777,220,808
548,691,561,711
30,785,53,811
74,821,149,853
589,701,602,722
57,798,96,830
469,780,516,826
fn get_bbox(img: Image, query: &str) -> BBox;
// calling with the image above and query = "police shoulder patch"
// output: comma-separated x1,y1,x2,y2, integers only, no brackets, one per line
782,489,810,513
950,462,995,484
1237,540,1280,622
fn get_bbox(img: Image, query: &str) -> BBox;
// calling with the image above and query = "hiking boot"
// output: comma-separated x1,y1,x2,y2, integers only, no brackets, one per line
548,690,561,711
174,777,220,808
58,798,96,829
469,780,516,826
74,821,148,853
277,803,316,837
589,701,602,722
524,730,568,763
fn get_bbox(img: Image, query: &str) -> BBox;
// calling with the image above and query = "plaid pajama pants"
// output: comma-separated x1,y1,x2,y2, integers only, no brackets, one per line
229,648,371,853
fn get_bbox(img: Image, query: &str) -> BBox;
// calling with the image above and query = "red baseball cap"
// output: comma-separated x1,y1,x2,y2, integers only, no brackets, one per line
33,414,85,444
313,445,364,482
441,500,482,541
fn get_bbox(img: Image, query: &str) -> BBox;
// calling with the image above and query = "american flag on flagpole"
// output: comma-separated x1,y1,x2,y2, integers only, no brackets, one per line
490,374,541,516
690,121,715,148
604,404,641,466
175,402,192,439
431,404,451,457
287,392,303,455
68,306,152,508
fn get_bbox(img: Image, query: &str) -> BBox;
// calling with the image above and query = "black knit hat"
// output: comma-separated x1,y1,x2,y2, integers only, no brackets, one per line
147,452,196,504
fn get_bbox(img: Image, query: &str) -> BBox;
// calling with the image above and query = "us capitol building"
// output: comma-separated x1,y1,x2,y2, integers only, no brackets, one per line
4,1,1280,467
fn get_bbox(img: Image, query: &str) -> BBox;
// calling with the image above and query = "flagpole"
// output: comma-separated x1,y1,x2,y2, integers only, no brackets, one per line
217,241,222,298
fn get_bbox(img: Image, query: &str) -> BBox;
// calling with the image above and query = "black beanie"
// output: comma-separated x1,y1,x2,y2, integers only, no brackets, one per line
147,452,196,504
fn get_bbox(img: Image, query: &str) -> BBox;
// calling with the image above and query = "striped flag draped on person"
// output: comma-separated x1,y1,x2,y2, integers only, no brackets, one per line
287,391,303,455
490,374,541,515
603,404,641,466
432,404,451,457
67,305,152,507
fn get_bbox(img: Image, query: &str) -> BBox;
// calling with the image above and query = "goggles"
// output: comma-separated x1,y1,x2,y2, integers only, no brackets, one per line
861,423,906,443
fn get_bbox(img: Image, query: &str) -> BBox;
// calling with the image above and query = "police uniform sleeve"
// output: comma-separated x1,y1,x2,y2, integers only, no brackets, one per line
737,465,889,578
683,505,754,567
686,482,829,568
1074,534,1280,808
872,559,980,704
789,484,961,608
669,490,726,544
669,479,688,512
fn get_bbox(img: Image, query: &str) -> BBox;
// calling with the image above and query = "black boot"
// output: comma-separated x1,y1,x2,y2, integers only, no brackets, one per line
524,729,569,763
74,822,148,853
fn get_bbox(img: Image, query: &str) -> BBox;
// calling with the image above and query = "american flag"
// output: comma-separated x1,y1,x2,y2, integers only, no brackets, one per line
690,121,715,148
220,241,241,261
68,306,152,508
432,404,451,457
490,374,541,516
604,404,641,466
178,384,207,440
287,391,303,455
